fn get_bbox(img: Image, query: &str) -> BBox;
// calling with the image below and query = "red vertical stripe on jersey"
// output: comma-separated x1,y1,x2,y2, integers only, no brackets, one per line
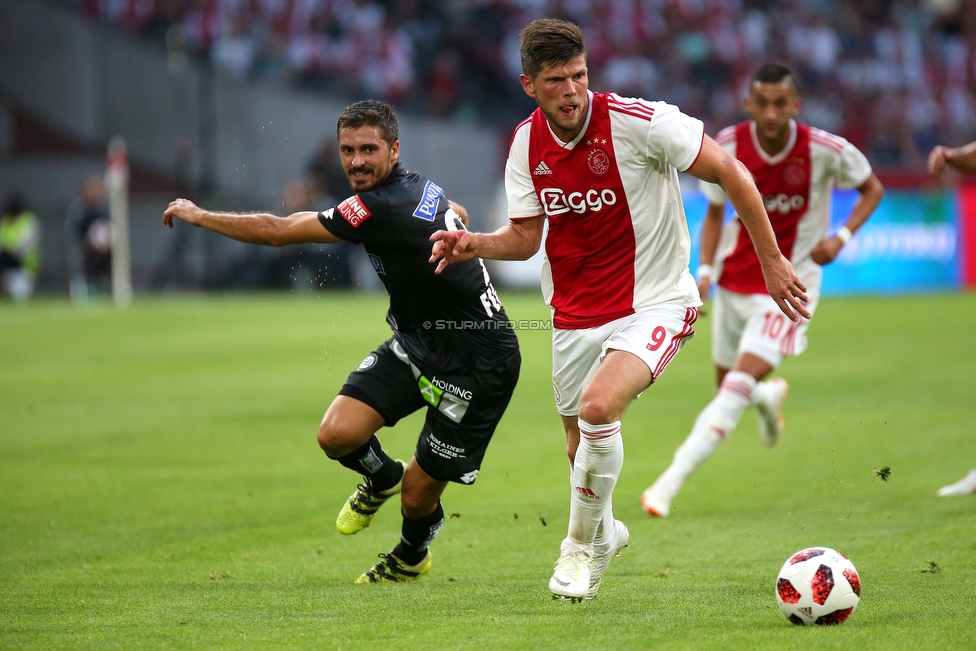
718,122,811,295
528,93,638,329
961,184,976,288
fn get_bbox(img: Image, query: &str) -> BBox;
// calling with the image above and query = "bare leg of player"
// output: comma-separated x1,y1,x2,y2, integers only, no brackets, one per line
318,396,448,583
318,396,407,535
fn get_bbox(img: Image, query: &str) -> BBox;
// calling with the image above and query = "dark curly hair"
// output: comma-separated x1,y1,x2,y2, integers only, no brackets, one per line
336,100,399,147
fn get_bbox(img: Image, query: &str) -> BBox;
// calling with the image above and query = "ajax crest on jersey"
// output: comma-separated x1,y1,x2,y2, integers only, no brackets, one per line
776,547,860,625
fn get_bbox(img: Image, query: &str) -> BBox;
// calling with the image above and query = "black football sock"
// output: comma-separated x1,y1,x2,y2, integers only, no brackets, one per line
393,501,444,566
330,435,403,492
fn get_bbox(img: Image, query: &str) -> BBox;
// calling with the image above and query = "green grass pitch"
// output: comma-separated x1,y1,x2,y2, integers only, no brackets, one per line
1,290,974,650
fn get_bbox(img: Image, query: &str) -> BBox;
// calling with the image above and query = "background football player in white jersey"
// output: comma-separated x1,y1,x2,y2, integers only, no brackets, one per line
641,64,884,518
928,139,976,498
431,21,809,602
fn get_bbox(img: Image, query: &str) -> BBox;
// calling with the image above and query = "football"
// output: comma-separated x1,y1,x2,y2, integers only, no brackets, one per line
775,547,860,625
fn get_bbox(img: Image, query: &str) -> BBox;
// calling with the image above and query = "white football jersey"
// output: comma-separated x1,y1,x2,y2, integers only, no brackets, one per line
701,119,872,295
506,91,704,329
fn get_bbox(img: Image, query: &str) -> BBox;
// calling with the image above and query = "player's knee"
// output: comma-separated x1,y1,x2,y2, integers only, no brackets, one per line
399,488,436,519
399,491,422,517
578,394,616,425
316,421,336,455
317,416,352,457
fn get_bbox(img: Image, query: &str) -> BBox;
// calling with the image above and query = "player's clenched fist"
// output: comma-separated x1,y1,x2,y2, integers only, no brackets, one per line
928,145,949,175
162,198,204,228
927,142,976,175
429,230,479,274
809,235,844,266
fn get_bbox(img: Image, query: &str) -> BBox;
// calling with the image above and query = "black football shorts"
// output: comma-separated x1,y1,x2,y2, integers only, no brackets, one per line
338,338,520,485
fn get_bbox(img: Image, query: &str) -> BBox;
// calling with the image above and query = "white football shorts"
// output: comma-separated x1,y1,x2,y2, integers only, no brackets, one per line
711,286,820,370
551,303,699,416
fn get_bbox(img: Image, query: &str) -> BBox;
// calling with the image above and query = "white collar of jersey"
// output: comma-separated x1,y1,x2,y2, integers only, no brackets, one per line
546,90,594,150
749,118,797,165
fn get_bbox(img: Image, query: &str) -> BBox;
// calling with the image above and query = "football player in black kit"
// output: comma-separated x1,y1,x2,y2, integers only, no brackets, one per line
163,100,521,583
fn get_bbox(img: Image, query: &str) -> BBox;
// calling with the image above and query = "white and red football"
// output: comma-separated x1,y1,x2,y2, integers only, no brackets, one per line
776,547,860,625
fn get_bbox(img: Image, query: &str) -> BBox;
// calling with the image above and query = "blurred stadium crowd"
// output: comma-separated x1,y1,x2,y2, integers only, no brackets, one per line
71,0,976,168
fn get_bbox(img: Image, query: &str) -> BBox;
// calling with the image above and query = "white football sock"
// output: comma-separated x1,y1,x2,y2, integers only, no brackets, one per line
655,371,756,497
566,462,616,550
563,419,623,553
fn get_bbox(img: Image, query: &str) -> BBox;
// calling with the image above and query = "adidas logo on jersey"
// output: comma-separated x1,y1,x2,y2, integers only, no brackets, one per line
533,161,553,176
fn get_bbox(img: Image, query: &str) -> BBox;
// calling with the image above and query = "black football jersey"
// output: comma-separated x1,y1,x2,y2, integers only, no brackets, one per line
318,164,518,373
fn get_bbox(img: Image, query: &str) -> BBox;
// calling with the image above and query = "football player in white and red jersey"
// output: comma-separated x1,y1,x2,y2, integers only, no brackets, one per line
641,64,884,518
430,20,809,602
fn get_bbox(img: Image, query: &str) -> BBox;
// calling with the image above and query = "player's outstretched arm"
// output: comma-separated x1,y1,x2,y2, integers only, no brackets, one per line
928,141,976,175
810,173,883,265
162,198,342,246
686,137,810,322
429,216,544,274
